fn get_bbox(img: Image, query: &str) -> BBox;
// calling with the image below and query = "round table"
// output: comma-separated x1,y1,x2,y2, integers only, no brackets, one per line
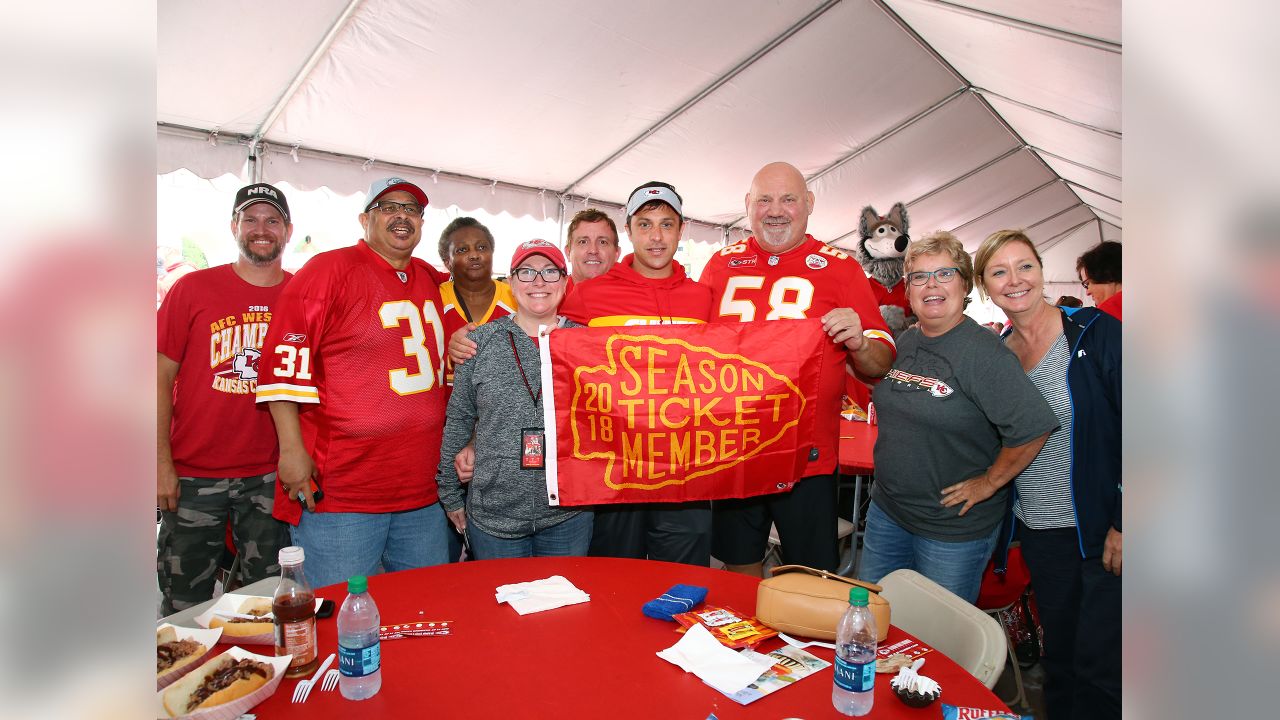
236,556,1009,718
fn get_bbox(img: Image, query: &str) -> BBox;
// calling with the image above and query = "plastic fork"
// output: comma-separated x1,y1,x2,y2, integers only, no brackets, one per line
291,653,336,703
320,668,340,692
777,632,837,651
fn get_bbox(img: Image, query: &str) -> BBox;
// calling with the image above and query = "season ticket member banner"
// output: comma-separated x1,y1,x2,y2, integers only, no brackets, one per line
538,319,839,506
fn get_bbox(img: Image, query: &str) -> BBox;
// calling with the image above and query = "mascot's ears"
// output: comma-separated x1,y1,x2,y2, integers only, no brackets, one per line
886,202,907,231
860,207,880,237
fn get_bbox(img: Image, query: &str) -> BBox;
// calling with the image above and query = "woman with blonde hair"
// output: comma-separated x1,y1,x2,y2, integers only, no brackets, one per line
974,229,1121,719
858,231,1056,603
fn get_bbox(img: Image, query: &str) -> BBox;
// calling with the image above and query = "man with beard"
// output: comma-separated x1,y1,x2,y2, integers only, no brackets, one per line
700,162,895,576
157,183,293,613
257,177,453,588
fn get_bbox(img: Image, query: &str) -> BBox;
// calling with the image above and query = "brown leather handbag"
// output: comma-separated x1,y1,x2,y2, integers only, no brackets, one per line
756,565,890,642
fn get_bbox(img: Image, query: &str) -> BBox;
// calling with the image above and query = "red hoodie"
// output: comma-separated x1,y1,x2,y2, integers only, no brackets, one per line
559,255,713,325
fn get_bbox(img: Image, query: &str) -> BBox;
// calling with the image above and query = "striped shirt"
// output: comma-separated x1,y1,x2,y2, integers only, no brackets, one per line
1012,333,1076,529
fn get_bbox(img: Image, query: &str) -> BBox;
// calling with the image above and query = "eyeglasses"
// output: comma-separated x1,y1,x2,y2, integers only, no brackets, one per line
906,267,961,286
512,267,566,283
368,201,424,217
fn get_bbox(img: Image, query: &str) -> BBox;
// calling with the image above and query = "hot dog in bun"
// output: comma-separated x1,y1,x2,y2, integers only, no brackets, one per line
208,597,273,637
162,651,273,717
156,626,207,678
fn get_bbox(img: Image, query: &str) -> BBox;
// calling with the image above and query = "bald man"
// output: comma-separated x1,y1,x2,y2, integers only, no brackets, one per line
700,162,896,576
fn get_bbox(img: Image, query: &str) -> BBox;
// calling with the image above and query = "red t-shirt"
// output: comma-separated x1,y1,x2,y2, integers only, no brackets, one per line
870,277,909,313
699,235,895,476
1097,290,1122,321
256,241,451,524
159,265,291,477
559,255,713,325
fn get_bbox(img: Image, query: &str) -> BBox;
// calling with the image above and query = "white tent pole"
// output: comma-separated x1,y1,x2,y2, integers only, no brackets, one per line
1063,180,1121,206
913,0,1120,53
252,0,365,144
948,178,1063,234
1090,207,1123,229
1025,202,1087,232
1036,218,1099,254
1031,147,1121,182
974,87,1120,138
724,86,969,232
824,144,1025,246
559,0,841,196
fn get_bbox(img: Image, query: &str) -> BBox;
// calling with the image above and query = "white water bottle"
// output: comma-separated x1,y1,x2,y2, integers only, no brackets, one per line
337,575,382,700
832,586,877,716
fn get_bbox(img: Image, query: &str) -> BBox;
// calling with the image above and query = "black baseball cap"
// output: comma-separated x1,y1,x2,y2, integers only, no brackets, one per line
233,183,291,223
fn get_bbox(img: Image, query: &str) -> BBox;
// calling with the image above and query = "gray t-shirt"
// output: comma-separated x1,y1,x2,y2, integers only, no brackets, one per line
871,317,1058,541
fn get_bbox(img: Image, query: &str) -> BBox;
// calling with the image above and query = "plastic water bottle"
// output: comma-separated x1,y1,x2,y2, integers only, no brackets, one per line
832,586,877,716
337,575,382,700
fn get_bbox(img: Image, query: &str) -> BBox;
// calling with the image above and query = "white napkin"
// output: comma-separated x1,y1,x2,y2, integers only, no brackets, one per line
494,575,590,615
656,623,775,695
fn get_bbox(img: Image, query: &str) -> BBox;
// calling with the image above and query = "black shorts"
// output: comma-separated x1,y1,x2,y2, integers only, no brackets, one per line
711,472,839,571
588,501,712,566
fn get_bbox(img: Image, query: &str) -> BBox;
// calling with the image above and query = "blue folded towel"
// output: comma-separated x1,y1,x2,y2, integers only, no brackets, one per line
642,583,708,621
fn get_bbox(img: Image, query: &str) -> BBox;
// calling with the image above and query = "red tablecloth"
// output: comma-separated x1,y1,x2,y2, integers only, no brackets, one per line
229,556,1008,718
840,419,877,474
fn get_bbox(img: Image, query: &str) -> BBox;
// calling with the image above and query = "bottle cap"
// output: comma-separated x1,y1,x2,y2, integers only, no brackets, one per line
279,546,305,565
347,575,368,594
849,586,869,606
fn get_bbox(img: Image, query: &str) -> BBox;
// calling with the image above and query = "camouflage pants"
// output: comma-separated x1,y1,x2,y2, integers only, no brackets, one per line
157,473,290,615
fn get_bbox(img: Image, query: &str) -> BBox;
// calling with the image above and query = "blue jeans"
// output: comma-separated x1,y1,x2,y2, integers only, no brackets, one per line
290,503,450,589
857,501,998,603
467,512,594,560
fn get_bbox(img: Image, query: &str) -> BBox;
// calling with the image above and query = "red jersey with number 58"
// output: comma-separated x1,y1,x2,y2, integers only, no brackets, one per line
256,240,450,524
700,235,895,476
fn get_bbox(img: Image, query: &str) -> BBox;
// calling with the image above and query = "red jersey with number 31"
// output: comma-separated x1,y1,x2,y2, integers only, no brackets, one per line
700,235,895,476
256,240,450,524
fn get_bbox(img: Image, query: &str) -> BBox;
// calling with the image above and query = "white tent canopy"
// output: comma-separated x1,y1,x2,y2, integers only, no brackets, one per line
158,0,1120,288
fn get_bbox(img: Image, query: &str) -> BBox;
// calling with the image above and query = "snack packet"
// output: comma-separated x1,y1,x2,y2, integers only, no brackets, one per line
671,605,777,649
941,702,1033,720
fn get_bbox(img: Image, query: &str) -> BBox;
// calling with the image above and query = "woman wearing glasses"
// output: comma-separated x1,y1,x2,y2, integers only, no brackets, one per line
858,231,1057,603
974,230,1121,719
435,240,592,558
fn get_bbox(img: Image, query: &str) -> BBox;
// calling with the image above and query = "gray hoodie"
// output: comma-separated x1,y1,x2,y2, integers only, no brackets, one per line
436,315,585,538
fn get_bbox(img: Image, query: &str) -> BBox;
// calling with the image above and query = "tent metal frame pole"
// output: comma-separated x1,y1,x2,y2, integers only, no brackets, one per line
947,178,1062,234
1063,179,1121,205
824,143,1024,246
974,87,1121,138
906,145,1023,207
725,86,969,232
872,0,968,85
1090,206,1122,229
559,0,841,196
252,0,365,145
1032,147,1121,182
913,0,1121,53
1025,201,1085,232
1036,218,1098,254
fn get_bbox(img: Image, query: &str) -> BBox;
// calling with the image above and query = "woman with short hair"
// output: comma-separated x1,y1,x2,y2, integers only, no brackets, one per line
858,231,1056,603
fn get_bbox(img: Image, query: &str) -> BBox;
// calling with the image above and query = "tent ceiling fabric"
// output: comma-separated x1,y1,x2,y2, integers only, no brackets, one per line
157,0,1121,281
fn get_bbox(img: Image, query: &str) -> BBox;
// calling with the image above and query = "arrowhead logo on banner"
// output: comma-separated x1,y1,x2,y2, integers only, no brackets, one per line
571,334,805,490
539,320,839,506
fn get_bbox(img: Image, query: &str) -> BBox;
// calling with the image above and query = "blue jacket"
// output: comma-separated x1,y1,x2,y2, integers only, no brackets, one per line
997,306,1122,566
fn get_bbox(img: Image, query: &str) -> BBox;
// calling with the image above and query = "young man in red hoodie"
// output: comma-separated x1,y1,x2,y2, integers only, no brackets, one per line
558,181,715,565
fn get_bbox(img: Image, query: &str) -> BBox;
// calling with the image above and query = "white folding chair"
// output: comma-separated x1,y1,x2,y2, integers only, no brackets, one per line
877,569,1007,688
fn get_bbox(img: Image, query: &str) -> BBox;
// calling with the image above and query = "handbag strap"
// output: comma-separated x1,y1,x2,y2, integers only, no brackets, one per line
770,564,883,593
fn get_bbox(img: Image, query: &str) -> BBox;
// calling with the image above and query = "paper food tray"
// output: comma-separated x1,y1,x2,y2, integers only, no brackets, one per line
154,646,291,719
193,593,322,646
157,624,223,690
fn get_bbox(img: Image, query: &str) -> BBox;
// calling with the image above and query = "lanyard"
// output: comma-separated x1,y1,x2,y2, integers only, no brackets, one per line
507,332,540,408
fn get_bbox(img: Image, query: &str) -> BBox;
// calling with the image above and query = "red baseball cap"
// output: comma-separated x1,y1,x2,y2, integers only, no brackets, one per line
509,239,567,273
